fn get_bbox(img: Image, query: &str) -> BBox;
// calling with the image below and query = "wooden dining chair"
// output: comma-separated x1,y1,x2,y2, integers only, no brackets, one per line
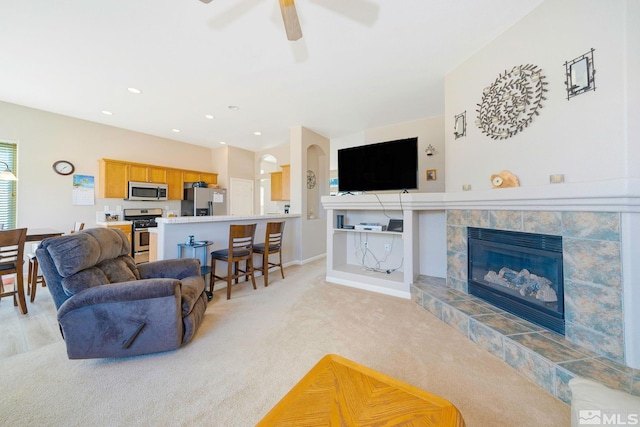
0,228,28,313
210,223,257,300
253,222,285,287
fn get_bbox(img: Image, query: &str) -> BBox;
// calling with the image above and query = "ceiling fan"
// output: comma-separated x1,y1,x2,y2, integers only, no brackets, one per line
199,0,378,42
200,0,303,41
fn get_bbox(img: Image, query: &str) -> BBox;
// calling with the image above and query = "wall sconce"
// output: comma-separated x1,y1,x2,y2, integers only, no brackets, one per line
0,161,17,181
425,144,435,156
564,48,596,100
454,111,466,139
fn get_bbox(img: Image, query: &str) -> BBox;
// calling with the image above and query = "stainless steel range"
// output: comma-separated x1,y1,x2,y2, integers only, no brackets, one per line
123,208,163,264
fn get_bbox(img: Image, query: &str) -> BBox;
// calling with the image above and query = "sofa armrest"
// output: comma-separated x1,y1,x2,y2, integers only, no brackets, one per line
137,258,201,280
56,278,184,359
57,278,180,319
179,275,206,315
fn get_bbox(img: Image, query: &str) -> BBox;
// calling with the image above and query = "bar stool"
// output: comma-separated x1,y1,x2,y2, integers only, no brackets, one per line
27,251,45,302
210,223,257,300
253,222,285,287
0,228,28,313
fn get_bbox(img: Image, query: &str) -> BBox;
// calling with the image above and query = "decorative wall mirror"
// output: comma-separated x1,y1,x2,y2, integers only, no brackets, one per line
454,111,466,139
564,48,596,100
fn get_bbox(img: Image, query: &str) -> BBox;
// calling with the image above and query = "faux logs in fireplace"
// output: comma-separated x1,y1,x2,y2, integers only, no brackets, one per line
467,227,565,335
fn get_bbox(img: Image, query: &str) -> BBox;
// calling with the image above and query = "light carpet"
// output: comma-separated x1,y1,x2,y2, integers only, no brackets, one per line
0,260,569,426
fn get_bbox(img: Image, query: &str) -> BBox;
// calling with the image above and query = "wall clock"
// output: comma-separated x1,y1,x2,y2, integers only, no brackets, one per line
475,64,547,140
53,160,75,175
306,170,316,189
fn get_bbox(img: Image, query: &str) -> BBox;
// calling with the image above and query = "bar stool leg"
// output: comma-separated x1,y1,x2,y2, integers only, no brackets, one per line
30,257,39,302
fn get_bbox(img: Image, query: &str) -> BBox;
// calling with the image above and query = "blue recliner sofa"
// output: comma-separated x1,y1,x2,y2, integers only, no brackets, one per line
36,227,208,359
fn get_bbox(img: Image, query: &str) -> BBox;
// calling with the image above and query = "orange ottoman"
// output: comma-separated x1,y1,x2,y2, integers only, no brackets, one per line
258,354,465,426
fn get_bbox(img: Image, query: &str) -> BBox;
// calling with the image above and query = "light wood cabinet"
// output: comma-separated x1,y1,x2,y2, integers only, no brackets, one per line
183,171,218,185
271,164,290,201
102,223,132,248
271,171,283,200
166,169,184,200
199,172,218,185
99,159,128,199
128,164,166,183
147,167,167,183
281,164,290,201
99,158,217,200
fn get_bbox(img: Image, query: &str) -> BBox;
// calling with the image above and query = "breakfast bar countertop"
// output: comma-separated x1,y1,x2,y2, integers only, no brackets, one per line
156,214,299,224
153,214,301,265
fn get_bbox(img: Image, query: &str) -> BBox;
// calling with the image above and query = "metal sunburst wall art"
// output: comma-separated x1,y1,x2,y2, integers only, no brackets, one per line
475,64,548,140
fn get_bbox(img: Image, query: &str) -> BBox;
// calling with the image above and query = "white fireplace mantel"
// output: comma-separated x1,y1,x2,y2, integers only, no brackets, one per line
323,178,640,213
322,177,640,369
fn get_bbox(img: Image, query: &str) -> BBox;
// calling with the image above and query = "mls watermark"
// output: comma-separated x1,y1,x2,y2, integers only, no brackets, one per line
579,410,639,425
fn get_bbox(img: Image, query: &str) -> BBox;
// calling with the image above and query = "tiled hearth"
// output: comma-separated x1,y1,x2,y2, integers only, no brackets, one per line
447,209,625,362
411,276,640,404
415,208,640,403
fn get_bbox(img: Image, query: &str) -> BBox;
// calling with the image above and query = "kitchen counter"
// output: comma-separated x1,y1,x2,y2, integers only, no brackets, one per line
153,214,301,269
96,220,133,227
155,214,296,225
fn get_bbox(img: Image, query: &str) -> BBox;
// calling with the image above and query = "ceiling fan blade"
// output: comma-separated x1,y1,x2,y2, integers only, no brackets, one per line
279,0,303,41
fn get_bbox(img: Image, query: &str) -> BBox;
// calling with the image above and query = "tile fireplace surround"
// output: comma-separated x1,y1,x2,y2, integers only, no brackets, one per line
323,178,640,402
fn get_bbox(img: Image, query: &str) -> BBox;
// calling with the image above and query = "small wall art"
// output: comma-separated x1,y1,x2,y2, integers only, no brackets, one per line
564,48,596,100
454,111,466,139
426,169,437,181
475,64,547,140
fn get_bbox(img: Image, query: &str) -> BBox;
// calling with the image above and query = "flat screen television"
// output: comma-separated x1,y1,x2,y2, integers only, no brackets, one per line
337,137,418,192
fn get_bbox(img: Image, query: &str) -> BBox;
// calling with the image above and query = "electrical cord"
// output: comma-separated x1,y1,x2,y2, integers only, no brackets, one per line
373,193,391,219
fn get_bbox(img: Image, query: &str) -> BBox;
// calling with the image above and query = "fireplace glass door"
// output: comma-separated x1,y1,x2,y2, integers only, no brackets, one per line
468,228,564,334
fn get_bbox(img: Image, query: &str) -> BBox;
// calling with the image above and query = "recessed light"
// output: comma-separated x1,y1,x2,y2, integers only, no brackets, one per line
205,114,215,119
228,105,239,111
101,110,113,115
127,87,142,94
254,131,261,136
172,129,180,133
219,141,227,145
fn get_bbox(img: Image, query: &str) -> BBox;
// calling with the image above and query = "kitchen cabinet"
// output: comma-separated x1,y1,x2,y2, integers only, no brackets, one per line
99,159,128,199
99,158,217,200
183,171,218,185
100,223,132,247
281,165,290,200
129,164,166,183
200,172,217,185
166,169,184,200
270,164,290,201
271,171,283,200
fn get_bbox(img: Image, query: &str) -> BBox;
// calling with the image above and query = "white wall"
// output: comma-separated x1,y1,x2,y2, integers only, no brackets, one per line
0,101,215,232
365,116,445,193
445,0,632,191
291,126,329,262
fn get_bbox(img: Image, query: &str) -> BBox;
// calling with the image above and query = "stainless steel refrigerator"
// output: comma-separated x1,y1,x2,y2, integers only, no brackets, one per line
181,188,227,216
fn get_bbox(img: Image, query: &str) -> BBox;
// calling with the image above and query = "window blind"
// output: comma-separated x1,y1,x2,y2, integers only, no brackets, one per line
0,142,17,229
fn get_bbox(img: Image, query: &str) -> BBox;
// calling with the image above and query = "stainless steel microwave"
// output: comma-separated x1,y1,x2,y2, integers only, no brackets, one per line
127,181,168,201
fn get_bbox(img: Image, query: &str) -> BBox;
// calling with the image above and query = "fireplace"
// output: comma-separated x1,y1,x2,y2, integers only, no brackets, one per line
467,227,565,335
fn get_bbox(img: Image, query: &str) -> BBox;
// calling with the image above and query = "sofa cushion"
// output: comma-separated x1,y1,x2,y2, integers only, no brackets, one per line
61,267,109,296
569,377,640,427
47,228,132,277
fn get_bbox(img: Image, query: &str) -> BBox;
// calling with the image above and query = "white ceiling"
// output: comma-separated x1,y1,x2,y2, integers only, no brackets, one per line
0,0,543,151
